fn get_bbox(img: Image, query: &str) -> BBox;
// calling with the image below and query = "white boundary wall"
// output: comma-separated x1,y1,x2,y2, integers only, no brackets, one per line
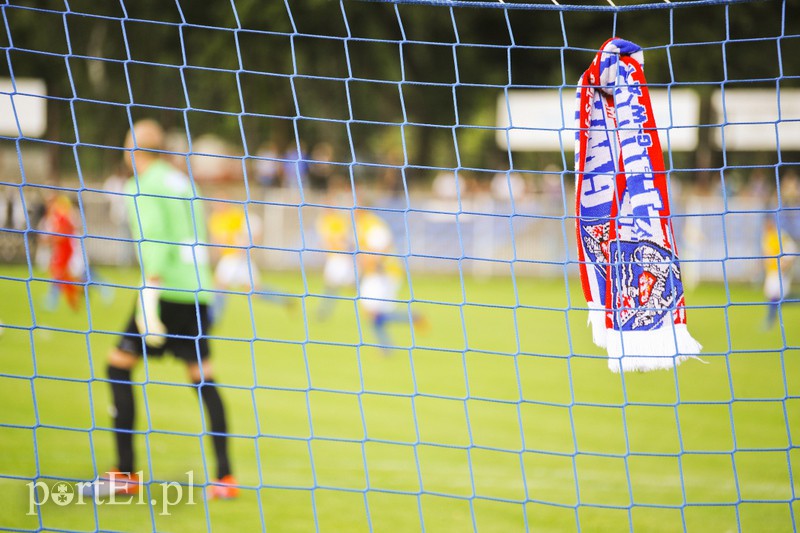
0,185,775,284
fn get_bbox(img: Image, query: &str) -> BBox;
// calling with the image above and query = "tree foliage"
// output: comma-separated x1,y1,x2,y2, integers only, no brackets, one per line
0,0,796,184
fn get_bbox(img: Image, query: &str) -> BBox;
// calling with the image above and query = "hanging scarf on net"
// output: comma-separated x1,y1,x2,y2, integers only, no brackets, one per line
574,37,702,373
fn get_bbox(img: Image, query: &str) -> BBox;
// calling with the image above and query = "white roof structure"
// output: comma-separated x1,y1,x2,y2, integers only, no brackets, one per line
0,78,47,138
496,88,700,152
711,88,800,151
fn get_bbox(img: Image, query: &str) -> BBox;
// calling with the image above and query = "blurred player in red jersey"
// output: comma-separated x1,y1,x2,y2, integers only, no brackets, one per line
43,194,80,311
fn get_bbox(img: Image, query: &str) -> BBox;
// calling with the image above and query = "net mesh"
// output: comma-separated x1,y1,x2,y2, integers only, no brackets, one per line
0,0,798,531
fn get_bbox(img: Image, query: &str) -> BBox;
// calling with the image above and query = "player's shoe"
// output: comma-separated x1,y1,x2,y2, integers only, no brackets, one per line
207,475,239,500
81,470,141,497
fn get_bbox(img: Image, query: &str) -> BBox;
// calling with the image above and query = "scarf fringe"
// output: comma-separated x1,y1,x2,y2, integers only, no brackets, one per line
606,324,703,373
587,303,608,349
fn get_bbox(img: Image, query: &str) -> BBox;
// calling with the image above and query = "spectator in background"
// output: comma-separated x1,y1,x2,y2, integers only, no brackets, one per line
379,148,406,196
743,167,772,203
164,129,190,172
103,166,130,228
309,141,336,189
432,170,463,200
190,134,243,183
254,141,283,188
23,188,47,269
540,165,564,203
490,170,527,202
97,166,135,270
0,185,27,230
283,142,310,190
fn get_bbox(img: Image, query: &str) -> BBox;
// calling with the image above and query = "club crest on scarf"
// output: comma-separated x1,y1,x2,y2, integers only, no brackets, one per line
574,38,702,372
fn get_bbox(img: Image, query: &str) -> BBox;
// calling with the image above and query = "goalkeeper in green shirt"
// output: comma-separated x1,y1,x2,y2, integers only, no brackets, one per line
89,120,237,500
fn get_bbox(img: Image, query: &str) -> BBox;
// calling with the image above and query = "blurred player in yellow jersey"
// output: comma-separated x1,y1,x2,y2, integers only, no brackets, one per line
316,208,356,320
762,215,797,329
208,201,291,322
353,209,426,351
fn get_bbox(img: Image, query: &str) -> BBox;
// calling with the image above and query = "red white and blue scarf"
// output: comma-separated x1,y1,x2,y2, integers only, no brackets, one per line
575,38,702,372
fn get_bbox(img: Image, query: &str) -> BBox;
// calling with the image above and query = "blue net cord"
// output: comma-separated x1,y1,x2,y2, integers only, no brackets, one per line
0,0,797,531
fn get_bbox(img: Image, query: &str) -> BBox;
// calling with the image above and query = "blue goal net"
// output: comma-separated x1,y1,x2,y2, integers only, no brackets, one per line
0,0,798,531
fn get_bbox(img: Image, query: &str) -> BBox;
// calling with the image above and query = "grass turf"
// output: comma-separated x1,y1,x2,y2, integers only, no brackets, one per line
0,265,798,532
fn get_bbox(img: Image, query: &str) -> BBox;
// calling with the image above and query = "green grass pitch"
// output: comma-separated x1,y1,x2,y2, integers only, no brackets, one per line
0,265,798,532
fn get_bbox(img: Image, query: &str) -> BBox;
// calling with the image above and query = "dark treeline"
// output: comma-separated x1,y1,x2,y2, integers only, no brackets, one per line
1,0,796,185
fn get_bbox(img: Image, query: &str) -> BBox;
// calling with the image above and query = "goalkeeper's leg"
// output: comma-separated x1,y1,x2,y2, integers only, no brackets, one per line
188,361,238,499
85,305,168,497
108,349,138,475
81,348,142,497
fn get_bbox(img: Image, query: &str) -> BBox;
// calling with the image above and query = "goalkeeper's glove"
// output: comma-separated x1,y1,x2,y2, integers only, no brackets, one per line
135,282,167,348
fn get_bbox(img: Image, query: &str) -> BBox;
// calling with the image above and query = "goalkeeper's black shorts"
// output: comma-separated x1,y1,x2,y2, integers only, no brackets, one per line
116,299,211,362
